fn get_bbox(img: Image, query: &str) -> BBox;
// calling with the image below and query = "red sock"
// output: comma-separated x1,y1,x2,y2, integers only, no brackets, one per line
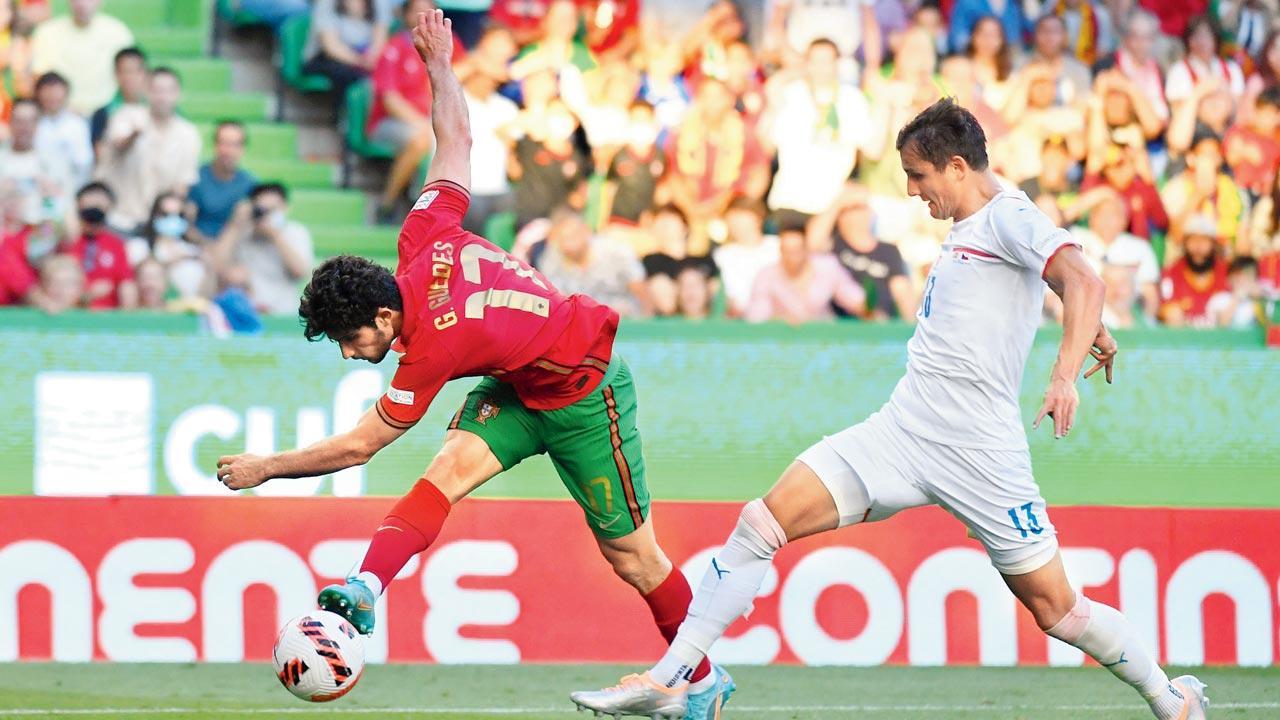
643,570,712,683
359,479,451,590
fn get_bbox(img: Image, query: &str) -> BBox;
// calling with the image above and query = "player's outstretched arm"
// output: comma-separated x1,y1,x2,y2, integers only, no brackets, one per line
216,407,407,490
412,9,471,192
1036,246,1115,439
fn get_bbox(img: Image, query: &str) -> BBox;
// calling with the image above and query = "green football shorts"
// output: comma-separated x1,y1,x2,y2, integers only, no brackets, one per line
449,355,650,539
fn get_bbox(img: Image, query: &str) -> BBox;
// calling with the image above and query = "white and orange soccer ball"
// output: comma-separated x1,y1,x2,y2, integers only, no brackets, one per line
272,610,366,702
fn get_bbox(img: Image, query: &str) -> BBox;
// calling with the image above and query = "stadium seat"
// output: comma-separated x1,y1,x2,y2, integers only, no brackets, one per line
341,80,396,187
484,212,517,252
213,0,267,56
277,14,334,121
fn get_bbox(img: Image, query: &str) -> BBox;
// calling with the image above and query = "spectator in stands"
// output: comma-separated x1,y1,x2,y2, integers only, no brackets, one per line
580,0,640,62
1207,256,1264,328
1241,30,1280,122
1093,8,1167,122
1001,61,1086,184
857,27,940,198
1224,85,1280,203
1087,69,1165,150
457,27,519,236
1160,214,1229,327
603,100,664,228
96,67,201,230
33,72,91,190
511,93,589,231
714,196,778,318
1019,136,1079,207
681,1,748,91
187,120,257,243
965,15,1017,113
638,41,691,142
667,77,770,253
764,0,881,77
29,0,134,116
1165,14,1244,107
641,204,718,317
1248,164,1280,259
948,0,1028,56
1069,188,1160,320
745,226,865,324
302,0,394,99
133,256,169,310
1165,74,1235,159
89,46,147,150
211,183,314,315
233,0,310,33
36,252,83,313
1161,128,1249,258
128,192,204,288
1023,14,1093,107
809,183,915,321
676,265,715,319
1045,0,1107,66
1080,141,1166,239
535,206,648,317
508,0,595,109
762,38,881,230
67,181,137,310
490,0,553,46
577,58,640,170
0,98,74,222
368,0,458,223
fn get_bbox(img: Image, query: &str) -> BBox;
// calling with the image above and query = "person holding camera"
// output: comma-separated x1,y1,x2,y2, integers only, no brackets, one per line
209,182,314,315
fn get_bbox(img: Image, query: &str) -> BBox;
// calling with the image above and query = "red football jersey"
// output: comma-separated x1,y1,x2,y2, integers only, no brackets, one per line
375,180,619,429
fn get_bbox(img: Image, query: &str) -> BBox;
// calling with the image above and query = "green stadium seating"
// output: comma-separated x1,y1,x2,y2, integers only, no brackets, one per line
278,15,332,94
484,212,517,252
135,26,209,58
290,189,368,226
310,224,397,258
181,90,272,122
165,58,233,93
341,80,396,187
196,121,298,160
215,0,264,26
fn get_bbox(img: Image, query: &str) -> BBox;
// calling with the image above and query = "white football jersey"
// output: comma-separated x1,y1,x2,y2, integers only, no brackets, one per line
886,190,1078,450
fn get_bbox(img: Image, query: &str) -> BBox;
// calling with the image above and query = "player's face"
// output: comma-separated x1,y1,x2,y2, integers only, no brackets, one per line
338,319,394,363
901,145,958,220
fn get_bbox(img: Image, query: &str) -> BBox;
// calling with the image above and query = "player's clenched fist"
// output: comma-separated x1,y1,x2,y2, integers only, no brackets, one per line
217,453,271,490
411,9,453,67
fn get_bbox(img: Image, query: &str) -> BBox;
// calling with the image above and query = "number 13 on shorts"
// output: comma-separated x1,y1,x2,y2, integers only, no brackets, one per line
1008,502,1043,539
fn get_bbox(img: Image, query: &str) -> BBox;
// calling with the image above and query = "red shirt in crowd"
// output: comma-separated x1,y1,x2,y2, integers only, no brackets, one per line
1082,173,1169,239
666,112,767,205
489,0,553,38
0,230,38,306
376,180,619,429
65,231,134,309
367,32,464,135
1259,252,1280,295
1160,257,1229,325
1224,124,1280,196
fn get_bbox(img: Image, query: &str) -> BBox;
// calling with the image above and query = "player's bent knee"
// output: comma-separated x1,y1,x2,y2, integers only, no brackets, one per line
735,498,788,559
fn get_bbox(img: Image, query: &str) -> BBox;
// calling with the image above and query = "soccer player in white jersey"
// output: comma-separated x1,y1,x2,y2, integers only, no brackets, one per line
570,98,1209,720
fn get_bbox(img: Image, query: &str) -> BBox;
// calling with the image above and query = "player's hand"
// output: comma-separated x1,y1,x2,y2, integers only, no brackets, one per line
1084,325,1117,384
216,453,271,490
1034,377,1079,439
411,9,454,69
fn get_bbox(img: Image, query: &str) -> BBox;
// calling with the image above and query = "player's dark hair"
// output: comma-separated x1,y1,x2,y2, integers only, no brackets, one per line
34,72,69,91
896,97,989,171
114,46,147,68
250,182,289,202
299,255,403,342
76,181,116,203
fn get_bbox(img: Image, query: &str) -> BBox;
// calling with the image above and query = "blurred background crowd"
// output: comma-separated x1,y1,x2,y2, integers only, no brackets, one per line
3,0,1280,330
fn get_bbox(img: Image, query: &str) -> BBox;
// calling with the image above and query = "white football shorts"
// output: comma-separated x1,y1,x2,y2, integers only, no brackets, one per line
797,408,1058,575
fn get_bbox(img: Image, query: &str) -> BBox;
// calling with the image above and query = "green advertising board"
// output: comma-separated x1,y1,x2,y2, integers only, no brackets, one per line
1,312,1276,507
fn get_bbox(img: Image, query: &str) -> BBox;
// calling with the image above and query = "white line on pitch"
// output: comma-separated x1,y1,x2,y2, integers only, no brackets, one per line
4,704,1280,716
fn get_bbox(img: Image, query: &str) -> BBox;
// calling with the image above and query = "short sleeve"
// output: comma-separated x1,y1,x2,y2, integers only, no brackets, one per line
987,196,1079,276
398,180,472,267
376,351,458,428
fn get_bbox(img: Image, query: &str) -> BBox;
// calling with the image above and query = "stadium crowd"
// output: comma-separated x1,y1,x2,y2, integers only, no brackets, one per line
2,0,1280,330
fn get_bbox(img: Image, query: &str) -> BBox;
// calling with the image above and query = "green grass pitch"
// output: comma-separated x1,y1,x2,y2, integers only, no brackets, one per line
5,663,1279,719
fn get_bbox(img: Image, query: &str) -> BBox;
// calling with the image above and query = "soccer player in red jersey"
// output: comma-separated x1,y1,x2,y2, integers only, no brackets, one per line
215,10,734,718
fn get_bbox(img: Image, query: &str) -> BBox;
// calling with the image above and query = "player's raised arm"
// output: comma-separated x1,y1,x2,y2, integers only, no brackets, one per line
1036,246,1114,439
413,10,471,192
217,406,408,490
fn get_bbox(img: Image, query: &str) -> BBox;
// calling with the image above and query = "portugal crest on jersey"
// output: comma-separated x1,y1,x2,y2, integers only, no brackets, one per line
475,398,501,425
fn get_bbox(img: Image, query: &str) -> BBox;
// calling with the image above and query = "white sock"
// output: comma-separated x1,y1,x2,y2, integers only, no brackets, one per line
687,669,716,694
648,499,787,688
1046,595,1185,719
355,571,384,598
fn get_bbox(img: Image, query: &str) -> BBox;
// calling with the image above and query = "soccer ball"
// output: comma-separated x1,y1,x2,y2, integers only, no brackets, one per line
272,610,366,702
